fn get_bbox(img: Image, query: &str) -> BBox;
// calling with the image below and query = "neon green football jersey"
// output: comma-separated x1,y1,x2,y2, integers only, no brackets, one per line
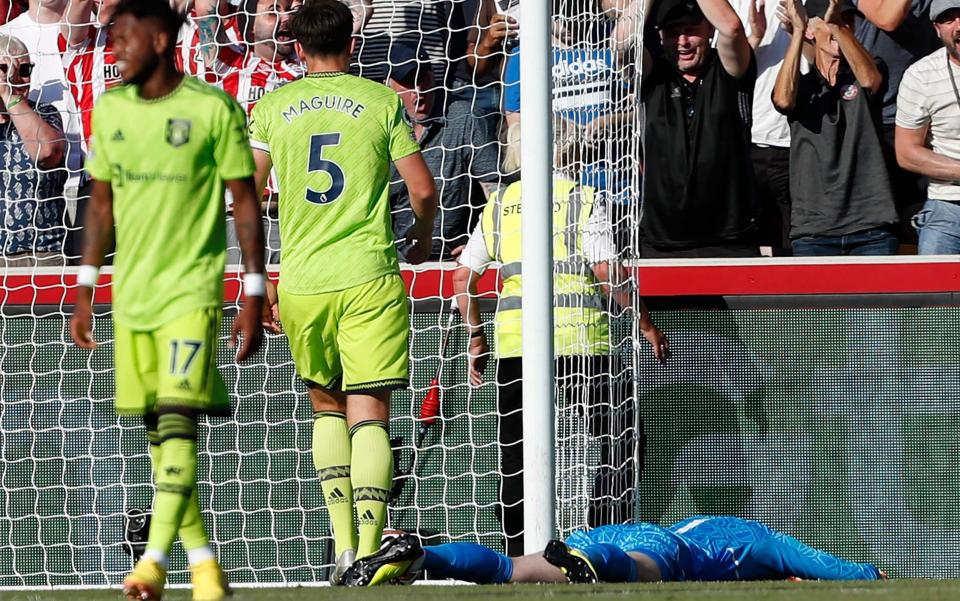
86,76,255,330
249,73,420,294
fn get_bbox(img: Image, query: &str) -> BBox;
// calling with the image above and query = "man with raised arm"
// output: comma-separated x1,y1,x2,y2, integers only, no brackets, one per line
68,1,266,599
772,0,899,255
637,0,760,257
248,0,437,585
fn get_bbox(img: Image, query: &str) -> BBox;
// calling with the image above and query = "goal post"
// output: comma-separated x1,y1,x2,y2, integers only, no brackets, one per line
519,0,557,553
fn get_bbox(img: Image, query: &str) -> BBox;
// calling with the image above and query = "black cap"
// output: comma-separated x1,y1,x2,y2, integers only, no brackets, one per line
655,0,706,27
804,0,858,19
387,37,432,83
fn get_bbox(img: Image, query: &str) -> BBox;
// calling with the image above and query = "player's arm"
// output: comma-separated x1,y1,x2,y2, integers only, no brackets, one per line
70,179,114,349
394,152,437,264
228,176,268,360
252,147,272,198
247,104,281,332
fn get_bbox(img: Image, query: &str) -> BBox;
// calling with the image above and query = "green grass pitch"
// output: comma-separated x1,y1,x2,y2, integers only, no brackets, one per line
3,581,960,601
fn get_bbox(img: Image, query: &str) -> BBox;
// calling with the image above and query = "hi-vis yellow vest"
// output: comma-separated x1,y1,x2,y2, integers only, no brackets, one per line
482,177,610,359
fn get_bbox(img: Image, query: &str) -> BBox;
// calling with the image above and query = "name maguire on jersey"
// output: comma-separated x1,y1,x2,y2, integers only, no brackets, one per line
280,94,366,123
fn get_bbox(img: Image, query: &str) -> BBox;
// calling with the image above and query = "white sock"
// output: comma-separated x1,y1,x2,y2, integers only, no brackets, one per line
143,548,169,569
187,546,215,566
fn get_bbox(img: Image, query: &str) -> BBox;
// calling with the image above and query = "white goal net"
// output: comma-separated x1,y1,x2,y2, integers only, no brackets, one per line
0,0,643,587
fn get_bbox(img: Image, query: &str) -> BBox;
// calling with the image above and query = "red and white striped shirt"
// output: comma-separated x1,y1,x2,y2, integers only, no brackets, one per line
59,14,239,145
59,26,119,147
209,44,302,116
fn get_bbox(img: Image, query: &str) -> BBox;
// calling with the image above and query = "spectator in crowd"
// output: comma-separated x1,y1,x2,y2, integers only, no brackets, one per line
194,0,303,265
895,0,960,253
449,0,516,115
61,0,123,145
387,38,500,261
63,0,216,147
735,0,793,255
852,0,938,242
355,0,464,87
772,0,899,255
453,118,669,556
0,33,67,265
195,0,302,114
2,0,83,256
502,1,634,197
639,0,759,257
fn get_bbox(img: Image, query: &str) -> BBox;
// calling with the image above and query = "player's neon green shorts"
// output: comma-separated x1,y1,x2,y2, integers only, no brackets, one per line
279,274,410,392
114,306,229,416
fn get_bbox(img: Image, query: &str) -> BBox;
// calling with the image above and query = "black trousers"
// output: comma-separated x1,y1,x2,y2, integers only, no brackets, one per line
751,144,792,254
495,355,643,556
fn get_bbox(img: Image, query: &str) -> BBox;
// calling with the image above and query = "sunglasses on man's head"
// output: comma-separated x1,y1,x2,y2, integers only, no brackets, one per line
0,63,35,78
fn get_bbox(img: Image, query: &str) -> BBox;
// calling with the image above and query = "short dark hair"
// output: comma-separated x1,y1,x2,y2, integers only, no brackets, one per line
291,0,353,57
112,0,185,42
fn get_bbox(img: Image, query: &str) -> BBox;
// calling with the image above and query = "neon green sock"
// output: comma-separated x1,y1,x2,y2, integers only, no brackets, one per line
146,412,198,557
350,421,393,558
178,490,210,554
314,411,357,555
145,413,209,556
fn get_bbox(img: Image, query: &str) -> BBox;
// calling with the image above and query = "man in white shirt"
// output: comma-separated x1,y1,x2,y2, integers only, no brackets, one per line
895,0,960,253
734,0,793,255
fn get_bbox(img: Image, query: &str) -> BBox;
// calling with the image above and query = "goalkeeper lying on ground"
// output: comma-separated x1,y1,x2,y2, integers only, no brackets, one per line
341,515,885,586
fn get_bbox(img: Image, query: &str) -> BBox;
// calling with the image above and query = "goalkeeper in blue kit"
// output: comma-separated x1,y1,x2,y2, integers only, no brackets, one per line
343,515,884,586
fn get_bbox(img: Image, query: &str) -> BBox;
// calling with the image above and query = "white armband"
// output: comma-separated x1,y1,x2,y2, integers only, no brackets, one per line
243,273,266,297
76,265,100,288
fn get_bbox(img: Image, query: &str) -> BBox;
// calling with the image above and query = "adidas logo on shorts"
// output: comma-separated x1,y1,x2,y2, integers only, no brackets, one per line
176,379,192,391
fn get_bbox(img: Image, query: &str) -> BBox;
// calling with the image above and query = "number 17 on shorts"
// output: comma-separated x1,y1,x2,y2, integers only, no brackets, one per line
114,307,229,416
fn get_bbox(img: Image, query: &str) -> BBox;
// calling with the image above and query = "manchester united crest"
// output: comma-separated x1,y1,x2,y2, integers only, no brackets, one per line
165,118,192,147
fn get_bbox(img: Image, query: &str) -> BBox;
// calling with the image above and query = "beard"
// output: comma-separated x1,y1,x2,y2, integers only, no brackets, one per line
948,40,960,63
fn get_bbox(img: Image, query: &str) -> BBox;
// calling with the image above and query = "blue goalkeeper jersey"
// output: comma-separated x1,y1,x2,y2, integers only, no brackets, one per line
564,523,711,581
669,515,882,581
566,518,881,582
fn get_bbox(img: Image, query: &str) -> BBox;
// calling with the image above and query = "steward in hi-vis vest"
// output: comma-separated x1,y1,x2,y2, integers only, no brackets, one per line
454,167,670,556
480,177,609,359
